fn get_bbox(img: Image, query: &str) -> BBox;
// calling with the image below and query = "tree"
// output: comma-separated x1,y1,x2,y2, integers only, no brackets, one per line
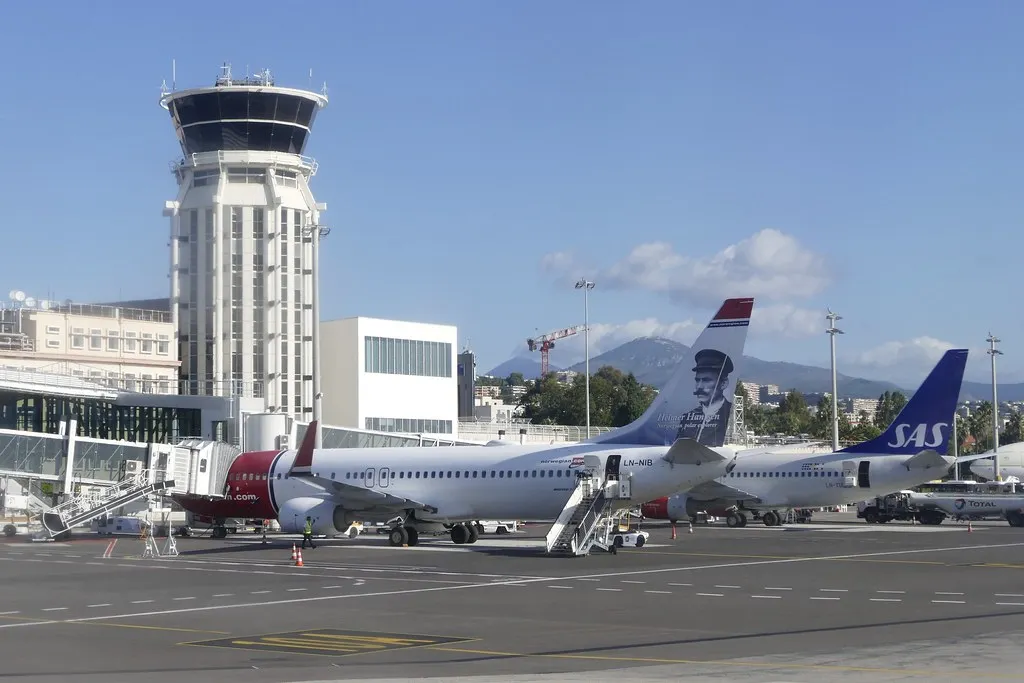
810,395,851,442
874,391,908,429
968,401,995,453
506,372,526,386
1003,410,1024,446
516,366,657,428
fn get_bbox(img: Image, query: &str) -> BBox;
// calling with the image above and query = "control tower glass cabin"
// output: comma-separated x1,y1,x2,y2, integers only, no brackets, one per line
160,66,328,419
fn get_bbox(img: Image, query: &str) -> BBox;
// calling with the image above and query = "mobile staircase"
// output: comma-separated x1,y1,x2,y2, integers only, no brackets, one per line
546,470,633,556
40,470,174,539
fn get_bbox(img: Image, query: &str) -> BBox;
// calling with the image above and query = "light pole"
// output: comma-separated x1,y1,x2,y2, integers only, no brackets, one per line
575,278,595,437
952,413,959,480
305,222,331,449
988,333,1002,481
826,309,843,452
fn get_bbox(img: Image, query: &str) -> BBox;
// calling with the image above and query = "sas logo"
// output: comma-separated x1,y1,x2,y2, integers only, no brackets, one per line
887,422,948,449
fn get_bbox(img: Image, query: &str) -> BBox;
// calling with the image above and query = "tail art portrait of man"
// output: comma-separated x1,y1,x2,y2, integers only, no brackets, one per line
675,348,734,446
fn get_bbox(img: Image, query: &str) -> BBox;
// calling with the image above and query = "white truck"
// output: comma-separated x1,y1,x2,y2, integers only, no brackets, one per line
907,489,1024,527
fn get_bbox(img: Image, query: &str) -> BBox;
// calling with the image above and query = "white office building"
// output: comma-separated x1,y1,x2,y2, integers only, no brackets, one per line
159,65,328,419
320,317,458,436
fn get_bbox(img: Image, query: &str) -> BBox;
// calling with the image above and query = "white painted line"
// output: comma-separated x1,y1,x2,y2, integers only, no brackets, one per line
0,611,20,615
41,608,67,612
250,590,271,594
715,585,740,589
751,595,782,599
820,589,848,592
322,586,342,589
935,591,964,595
6,541,1024,631
932,600,966,604
212,594,234,598
996,593,1024,597
996,602,1024,606
668,583,692,587
577,578,600,582
810,597,840,601
87,604,111,608
876,590,905,594
172,597,195,601
548,585,572,589
645,590,671,594
286,588,307,592
66,555,81,558
764,587,792,591
870,598,901,602
596,588,621,592
131,600,153,604
697,593,723,597
621,580,645,584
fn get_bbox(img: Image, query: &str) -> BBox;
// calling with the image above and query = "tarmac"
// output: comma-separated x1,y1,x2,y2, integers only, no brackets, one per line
3,514,1024,682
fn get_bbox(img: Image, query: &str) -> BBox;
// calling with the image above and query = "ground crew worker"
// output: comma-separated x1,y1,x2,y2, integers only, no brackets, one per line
302,516,316,549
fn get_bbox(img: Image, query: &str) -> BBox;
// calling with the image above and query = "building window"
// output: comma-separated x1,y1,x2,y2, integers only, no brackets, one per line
45,326,59,336
70,327,85,350
157,334,170,355
123,331,137,353
192,168,219,187
363,336,452,378
141,332,154,354
45,339,59,349
89,329,103,351
364,417,453,434
107,331,119,352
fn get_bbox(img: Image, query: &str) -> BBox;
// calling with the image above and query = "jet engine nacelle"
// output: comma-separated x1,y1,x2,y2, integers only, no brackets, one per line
666,494,710,521
278,496,351,536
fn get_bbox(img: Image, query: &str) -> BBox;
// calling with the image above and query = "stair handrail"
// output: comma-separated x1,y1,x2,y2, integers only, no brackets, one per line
545,477,588,552
47,470,157,525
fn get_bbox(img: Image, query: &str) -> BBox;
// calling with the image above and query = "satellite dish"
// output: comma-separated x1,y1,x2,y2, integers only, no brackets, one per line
23,297,35,308
39,300,50,310
9,290,24,302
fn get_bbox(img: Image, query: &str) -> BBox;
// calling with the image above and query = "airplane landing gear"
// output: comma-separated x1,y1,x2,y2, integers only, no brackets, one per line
726,512,748,528
388,526,421,546
762,510,782,527
449,523,478,544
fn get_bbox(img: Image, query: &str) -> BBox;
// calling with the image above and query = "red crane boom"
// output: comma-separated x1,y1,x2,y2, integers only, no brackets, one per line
526,325,585,376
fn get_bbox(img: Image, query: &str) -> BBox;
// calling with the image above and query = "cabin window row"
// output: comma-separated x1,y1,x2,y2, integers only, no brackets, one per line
335,468,576,482
230,472,267,481
729,470,840,478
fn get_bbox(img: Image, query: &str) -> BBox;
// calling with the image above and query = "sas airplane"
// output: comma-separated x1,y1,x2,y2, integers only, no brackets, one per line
172,297,755,546
642,348,968,527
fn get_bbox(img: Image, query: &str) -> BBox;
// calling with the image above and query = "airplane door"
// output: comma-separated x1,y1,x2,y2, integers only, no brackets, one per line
364,468,376,488
379,467,390,488
605,454,621,482
858,461,871,489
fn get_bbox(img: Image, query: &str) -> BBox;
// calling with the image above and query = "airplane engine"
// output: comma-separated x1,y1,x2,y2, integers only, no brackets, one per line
278,497,351,536
666,494,709,522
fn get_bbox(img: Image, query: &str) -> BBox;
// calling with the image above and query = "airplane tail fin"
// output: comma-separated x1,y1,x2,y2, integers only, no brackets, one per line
838,349,968,456
287,420,318,476
589,297,754,447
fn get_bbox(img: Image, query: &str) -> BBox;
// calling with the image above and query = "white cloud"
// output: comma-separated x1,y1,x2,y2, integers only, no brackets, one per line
849,336,958,369
541,229,831,307
751,304,823,339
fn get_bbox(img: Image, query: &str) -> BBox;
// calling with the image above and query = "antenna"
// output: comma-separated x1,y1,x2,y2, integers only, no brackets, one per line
172,58,176,91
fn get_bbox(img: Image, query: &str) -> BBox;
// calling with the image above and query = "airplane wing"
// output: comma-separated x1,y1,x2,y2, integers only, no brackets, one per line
687,479,760,503
286,422,438,514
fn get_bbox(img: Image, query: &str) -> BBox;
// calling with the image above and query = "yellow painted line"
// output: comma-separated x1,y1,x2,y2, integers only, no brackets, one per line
183,628,477,658
429,646,1024,678
623,550,949,566
0,612,225,634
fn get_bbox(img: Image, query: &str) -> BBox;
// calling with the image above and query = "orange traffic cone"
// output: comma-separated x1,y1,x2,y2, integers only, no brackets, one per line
670,523,677,540
291,543,297,561
295,548,304,566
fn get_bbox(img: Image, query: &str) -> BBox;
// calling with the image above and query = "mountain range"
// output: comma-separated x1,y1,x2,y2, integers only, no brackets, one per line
485,336,1022,402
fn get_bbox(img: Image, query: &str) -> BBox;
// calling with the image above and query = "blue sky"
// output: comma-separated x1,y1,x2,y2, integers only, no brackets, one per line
0,2,1021,387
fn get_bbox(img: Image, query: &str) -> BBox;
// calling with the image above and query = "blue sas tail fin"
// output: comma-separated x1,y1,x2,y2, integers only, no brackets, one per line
589,297,754,447
838,349,968,456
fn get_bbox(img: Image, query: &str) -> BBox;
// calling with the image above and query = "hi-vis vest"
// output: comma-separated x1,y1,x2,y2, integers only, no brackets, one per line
304,520,312,534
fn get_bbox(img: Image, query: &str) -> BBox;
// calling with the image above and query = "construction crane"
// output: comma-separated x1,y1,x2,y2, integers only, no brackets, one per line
527,325,585,376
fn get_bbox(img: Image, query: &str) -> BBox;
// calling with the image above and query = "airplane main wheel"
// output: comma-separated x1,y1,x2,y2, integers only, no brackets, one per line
450,523,470,544
762,511,780,527
389,527,409,546
738,513,748,527
466,525,479,544
404,527,420,546
726,513,741,528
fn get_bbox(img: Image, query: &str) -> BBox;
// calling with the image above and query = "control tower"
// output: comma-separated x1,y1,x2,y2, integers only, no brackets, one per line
160,64,328,419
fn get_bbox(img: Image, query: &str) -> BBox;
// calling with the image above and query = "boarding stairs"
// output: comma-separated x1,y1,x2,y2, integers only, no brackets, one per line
546,474,631,556
40,470,175,538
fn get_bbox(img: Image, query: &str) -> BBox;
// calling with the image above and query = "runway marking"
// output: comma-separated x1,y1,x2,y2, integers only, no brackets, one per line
764,587,792,591
996,602,1024,606
876,590,905,594
996,593,1024,597
668,583,692,586
696,593,723,597
427,645,1024,677
323,586,342,589
869,598,901,602
286,588,307,592
820,589,848,592
644,590,671,594
596,588,621,592
251,590,271,594
41,607,67,611
5,541,1024,631
715,585,740,589
87,604,111,608
936,591,964,595
577,578,600,582
750,595,782,599
131,600,153,604
212,594,234,598
621,580,645,584
810,597,840,601
548,585,572,589
173,597,195,601
184,628,476,658
0,611,20,615
933,600,966,604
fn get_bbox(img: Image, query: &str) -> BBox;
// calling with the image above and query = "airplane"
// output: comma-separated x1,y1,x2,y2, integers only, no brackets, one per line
963,443,1024,482
171,297,756,546
640,348,968,528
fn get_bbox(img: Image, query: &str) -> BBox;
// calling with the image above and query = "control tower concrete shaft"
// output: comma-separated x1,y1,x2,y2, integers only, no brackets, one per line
160,64,328,419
